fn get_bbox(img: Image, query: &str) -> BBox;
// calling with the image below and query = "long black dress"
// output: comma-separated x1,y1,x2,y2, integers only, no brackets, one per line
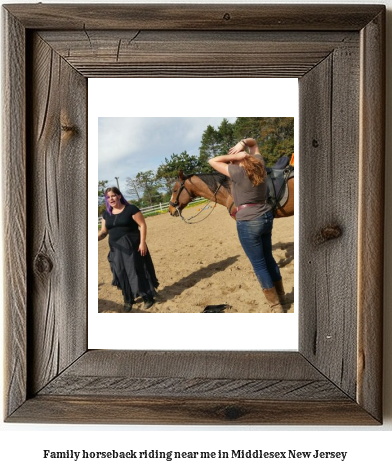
102,205,159,304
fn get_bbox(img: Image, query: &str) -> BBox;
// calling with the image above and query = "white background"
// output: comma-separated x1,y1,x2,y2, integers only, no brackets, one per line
1,1,391,473
89,77,299,351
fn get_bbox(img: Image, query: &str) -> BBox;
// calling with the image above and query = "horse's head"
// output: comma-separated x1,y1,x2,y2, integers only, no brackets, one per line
168,170,194,217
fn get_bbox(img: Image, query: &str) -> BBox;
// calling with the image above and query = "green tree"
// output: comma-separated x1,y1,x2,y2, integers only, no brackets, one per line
217,118,235,155
152,117,294,204
199,125,221,165
156,151,201,193
232,117,264,143
198,119,236,170
98,180,108,215
98,180,108,201
258,117,294,166
126,170,161,207
232,117,294,166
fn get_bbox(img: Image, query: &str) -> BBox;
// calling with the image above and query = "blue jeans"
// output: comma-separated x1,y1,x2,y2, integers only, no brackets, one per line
236,211,281,290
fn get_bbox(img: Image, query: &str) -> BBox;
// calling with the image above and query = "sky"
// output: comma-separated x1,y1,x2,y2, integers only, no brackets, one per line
91,77,299,200
98,117,236,194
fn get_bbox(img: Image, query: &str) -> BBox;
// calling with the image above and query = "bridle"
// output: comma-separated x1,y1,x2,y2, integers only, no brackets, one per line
169,178,194,209
169,177,223,224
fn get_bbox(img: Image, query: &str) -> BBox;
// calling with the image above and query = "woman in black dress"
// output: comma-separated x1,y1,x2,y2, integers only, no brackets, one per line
98,187,159,311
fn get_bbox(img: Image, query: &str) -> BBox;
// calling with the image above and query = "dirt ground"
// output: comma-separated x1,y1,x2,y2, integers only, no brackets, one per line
98,205,294,313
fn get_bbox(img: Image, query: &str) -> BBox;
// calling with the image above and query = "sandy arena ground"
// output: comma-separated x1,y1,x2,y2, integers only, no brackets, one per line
98,205,294,313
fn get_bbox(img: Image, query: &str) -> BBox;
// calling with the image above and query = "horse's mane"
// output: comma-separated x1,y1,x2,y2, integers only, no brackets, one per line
186,172,232,193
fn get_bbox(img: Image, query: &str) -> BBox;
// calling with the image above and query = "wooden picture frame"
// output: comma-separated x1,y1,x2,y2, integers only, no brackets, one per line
3,4,385,424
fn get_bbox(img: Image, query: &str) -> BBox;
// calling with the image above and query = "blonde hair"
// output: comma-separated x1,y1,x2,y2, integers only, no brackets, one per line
241,155,266,186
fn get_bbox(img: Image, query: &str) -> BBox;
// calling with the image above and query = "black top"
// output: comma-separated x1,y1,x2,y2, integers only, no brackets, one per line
102,205,140,244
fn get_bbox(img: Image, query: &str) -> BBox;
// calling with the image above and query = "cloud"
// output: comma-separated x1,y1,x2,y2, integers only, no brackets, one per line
98,117,235,190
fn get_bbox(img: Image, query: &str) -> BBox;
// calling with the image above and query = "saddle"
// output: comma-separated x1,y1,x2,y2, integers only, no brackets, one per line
266,156,294,215
228,154,294,219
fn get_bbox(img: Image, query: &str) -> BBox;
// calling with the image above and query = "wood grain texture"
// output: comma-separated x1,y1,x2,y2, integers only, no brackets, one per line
55,350,330,379
39,377,347,400
357,9,385,422
27,33,87,396
8,349,380,424
2,9,27,419
10,396,377,425
37,351,347,401
299,41,360,399
2,3,385,425
4,4,384,31
38,30,358,78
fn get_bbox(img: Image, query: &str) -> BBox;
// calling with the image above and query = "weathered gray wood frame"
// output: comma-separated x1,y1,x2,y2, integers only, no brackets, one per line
2,4,385,424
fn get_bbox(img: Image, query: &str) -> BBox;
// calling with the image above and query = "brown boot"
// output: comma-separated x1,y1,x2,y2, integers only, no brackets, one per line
263,287,285,313
273,279,286,305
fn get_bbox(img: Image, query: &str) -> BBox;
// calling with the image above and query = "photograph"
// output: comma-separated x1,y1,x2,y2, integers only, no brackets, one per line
97,117,295,315
1,3,391,474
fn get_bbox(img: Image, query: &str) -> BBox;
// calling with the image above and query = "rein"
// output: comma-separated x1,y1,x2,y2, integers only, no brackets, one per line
169,179,193,208
170,177,222,224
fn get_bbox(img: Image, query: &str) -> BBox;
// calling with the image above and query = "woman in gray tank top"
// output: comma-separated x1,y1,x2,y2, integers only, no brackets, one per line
208,138,286,313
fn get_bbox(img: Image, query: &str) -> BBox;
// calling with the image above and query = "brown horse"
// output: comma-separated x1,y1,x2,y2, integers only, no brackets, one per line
168,168,294,220
168,171,234,221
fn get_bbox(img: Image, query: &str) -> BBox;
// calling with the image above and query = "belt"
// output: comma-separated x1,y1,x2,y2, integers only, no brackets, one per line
230,202,265,218
236,203,260,212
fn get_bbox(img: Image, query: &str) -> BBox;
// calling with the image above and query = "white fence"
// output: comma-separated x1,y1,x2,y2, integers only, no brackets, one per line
98,197,208,226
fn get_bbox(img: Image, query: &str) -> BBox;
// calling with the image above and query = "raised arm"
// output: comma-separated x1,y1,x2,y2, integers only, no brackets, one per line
208,151,249,176
229,137,261,156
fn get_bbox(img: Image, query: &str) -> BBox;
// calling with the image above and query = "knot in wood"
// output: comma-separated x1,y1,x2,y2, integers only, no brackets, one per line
223,405,244,420
61,124,77,133
223,13,231,21
34,252,53,274
314,225,342,245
